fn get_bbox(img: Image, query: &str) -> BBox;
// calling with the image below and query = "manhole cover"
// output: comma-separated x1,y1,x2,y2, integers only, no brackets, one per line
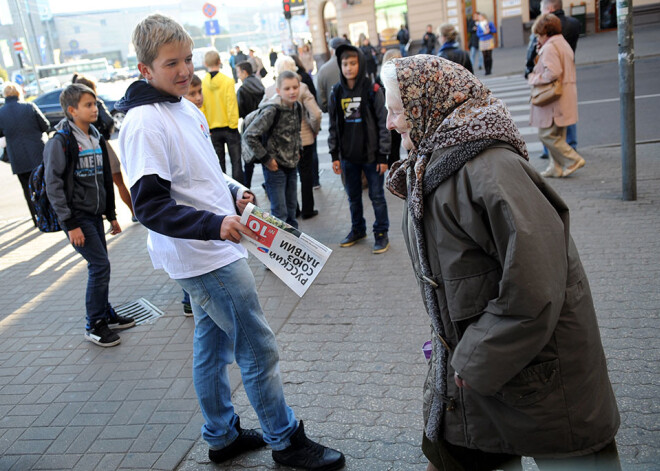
115,298,164,325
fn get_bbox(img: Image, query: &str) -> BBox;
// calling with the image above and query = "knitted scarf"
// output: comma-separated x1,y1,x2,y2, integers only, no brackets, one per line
385,55,528,441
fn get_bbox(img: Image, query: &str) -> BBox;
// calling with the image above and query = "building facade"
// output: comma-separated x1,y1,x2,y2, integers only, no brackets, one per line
308,0,660,60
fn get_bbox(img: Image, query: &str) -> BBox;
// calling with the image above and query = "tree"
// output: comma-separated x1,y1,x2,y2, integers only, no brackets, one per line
0,66,8,82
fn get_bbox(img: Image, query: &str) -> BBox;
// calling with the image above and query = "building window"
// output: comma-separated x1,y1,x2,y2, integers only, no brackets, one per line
375,0,408,46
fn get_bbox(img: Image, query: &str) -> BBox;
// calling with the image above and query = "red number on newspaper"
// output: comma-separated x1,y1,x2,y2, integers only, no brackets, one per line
247,216,277,247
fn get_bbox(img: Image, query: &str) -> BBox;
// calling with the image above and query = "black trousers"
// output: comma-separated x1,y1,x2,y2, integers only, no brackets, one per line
297,144,315,216
210,127,244,184
482,50,493,75
17,171,37,227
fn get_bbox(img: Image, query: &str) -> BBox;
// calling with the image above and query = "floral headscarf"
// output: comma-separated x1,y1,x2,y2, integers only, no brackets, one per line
385,55,528,219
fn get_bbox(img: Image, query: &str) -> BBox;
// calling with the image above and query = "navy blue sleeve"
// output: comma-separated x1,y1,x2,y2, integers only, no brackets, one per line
131,174,227,240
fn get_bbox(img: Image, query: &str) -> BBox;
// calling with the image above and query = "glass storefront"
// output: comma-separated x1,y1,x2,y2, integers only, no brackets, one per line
375,0,408,46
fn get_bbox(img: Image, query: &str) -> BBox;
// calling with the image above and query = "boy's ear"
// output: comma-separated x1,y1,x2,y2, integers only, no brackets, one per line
137,62,152,81
67,105,77,118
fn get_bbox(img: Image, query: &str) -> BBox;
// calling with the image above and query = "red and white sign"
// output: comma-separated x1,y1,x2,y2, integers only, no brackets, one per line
202,3,216,18
13,41,23,52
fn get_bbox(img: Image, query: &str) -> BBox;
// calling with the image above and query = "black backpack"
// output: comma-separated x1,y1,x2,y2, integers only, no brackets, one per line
29,133,69,233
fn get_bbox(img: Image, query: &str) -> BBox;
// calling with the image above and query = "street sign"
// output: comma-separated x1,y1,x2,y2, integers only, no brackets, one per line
13,41,22,52
204,19,220,36
14,74,24,85
202,3,216,18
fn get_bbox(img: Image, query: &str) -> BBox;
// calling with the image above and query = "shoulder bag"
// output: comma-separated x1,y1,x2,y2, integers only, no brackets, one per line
530,42,563,106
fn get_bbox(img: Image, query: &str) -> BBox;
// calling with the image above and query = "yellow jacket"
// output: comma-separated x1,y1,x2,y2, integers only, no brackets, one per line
202,71,239,130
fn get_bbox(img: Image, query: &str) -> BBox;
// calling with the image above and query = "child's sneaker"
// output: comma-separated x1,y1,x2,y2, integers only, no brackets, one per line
373,232,390,254
340,230,366,248
106,307,136,330
85,319,121,347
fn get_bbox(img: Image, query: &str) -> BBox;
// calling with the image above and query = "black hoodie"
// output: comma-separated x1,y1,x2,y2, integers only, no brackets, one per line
237,74,266,118
328,44,390,164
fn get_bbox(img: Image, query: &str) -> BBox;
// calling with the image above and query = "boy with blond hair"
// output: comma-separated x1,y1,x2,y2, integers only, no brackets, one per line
202,50,244,183
116,14,344,470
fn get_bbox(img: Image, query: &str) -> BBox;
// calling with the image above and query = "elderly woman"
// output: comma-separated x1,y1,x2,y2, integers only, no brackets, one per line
264,55,322,219
528,13,585,177
0,82,49,227
382,55,621,471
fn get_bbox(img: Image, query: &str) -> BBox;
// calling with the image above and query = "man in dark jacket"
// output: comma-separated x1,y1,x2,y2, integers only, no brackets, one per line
236,61,265,188
396,25,409,57
526,0,581,158
314,37,347,113
0,82,49,226
420,24,437,55
328,44,391,254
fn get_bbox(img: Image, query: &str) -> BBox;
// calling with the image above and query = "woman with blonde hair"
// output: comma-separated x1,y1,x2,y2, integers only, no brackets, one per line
0,82,49,227
528,13,585,177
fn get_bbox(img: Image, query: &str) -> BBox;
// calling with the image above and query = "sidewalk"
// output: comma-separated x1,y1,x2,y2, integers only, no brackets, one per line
0,138,658,470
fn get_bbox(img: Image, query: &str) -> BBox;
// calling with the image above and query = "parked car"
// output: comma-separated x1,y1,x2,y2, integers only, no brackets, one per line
23,77,60,98
32,88,124,131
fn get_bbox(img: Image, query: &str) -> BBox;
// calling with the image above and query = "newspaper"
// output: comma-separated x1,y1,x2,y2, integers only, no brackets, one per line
239,203,332,297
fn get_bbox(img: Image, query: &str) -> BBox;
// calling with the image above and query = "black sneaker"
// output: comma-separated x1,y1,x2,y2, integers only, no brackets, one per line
106,307,136,330
373,232,390,254
208,418,266,463
272,421,345,471
183,303,193,317
539,153,549,159
339,230,366,248
85,319,121,347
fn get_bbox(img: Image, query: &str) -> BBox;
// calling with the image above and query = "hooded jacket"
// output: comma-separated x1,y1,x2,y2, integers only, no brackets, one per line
44,119,116,230
115,80,248,241
237,74,265,119
403,143,619,457
202,70,239,130
263,81,321,147
328,44,390,165
242,94,302,169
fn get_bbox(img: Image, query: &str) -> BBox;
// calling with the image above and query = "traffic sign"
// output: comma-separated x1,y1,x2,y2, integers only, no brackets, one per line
202,3,216,18
14,74,24,85
204,19,220,36
13,41,22,52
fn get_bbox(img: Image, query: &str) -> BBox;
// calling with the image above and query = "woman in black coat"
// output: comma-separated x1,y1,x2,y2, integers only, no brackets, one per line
0,82,49,227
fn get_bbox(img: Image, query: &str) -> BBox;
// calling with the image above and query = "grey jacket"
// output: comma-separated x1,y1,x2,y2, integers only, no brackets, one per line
242,95,302,169
314,57,340,113
403,144,619,457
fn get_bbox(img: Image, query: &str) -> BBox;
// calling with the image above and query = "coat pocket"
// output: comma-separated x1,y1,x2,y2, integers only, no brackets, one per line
494,358,560,407
443,267,500,323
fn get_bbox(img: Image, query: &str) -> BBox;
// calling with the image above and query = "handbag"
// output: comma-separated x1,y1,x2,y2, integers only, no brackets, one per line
530,79,563,106
479,38,495,51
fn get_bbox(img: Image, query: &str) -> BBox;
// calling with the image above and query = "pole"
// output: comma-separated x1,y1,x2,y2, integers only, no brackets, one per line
617,0,636,201
12,0,42,94
287,18,294,54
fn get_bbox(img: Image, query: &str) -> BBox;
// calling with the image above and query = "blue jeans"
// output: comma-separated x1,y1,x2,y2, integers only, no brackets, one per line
182,289,190,306
470,46,483,69
176,259,297,450
342,160,389,234
63,214,113,330
543,123,577,154
263,165,298,228
399,44,407,57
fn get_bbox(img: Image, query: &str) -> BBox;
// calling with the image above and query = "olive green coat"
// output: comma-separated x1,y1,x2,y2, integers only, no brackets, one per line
403,143,619,458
